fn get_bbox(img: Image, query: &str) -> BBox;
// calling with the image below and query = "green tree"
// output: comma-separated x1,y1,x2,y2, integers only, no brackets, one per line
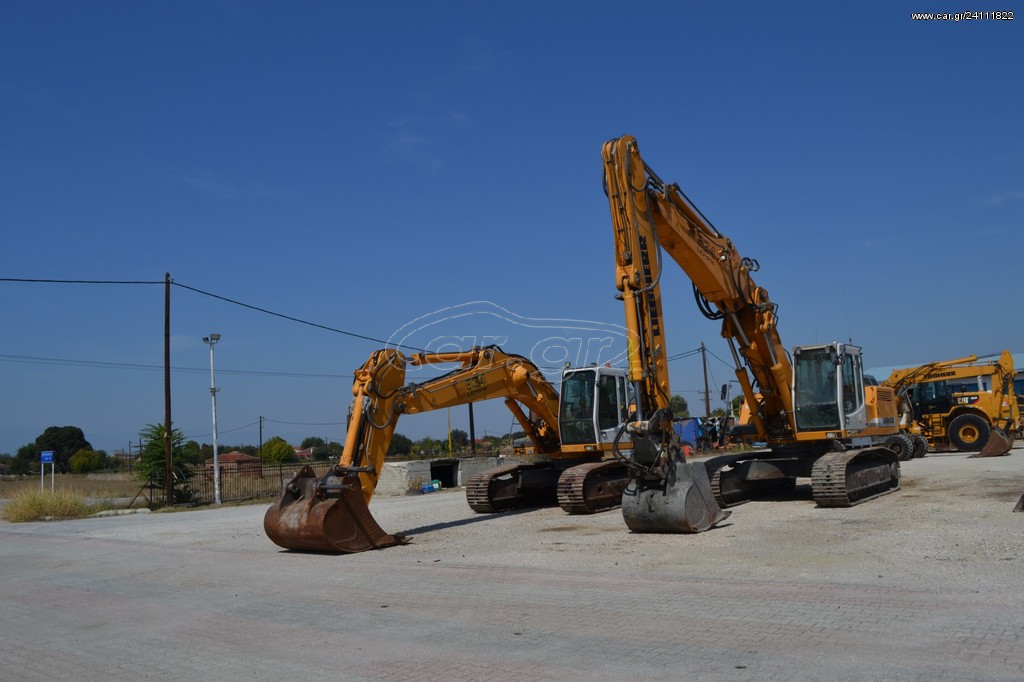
300,436,338,460
670,395,690,418
180,440,203,466
137,423,188,483
69,448,108,474
300,436,326,450
387,433,413,458
261,436,295,464
449,429,469,452
10,443,37,475
413,437,443,458
10,425,92,474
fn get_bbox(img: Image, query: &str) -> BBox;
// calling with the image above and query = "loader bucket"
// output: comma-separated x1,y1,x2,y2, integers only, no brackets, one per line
264,465,408,553
621,454,731,533
969,427,1013,458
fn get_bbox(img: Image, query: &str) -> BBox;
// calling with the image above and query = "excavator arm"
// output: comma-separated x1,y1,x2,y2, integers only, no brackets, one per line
602,135,901,511
602,136,730,532
265,345,563,553
343,345,563,504
603,135,791,443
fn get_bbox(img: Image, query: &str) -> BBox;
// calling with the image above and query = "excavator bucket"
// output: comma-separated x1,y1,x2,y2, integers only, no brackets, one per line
969,427,1013,458
264,465,408,553
621,454,731,533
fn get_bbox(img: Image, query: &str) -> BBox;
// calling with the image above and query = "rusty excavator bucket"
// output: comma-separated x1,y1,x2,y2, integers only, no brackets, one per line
969,426,1014,458
264,465,408,553
621,453,731,533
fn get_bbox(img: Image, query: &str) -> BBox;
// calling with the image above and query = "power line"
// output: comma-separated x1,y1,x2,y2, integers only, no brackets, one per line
0,278,164,285
667,346,702,362
185,421,261,441
0,353,349,379
263,418,346,426
0,276,425,353
172,280,426,352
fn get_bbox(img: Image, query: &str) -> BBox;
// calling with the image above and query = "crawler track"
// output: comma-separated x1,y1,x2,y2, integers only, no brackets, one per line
465,462,562,513
705,453,752,508
556,460,630,514
465,463,524,513
811,448,900,507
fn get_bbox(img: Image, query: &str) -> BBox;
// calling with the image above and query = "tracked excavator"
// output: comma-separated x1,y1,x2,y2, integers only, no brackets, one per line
264,345,634,553
882,351,1018,457
601,135,903,521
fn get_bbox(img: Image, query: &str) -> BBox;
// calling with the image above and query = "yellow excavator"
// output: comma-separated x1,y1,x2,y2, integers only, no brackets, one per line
264,345,634,552
882,351,1018,457
600,135,904,521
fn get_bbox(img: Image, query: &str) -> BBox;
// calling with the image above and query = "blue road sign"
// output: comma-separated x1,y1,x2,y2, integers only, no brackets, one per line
41,451,54,463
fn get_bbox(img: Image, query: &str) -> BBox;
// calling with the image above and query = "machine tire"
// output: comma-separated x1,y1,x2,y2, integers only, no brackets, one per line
883,433,915,461
948,414,990,452
911,434,929,459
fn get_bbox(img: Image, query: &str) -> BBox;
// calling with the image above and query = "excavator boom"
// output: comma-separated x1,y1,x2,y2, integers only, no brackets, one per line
601,135,900,512
602,136,730,533
265,345,633,553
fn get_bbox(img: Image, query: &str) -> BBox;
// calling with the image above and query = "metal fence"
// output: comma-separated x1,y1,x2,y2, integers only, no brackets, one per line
144,461,336,507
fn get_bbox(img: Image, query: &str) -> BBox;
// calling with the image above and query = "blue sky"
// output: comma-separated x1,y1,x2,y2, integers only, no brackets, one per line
1,1,1021,455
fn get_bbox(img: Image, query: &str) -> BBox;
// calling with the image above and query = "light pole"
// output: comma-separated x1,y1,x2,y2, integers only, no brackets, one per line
203,333,222,505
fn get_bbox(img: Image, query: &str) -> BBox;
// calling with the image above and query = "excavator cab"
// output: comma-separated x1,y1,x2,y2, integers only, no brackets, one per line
558,367,632,448
793,344,867,435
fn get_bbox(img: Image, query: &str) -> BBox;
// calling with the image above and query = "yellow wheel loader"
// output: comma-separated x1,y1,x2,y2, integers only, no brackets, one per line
883,351,1018,457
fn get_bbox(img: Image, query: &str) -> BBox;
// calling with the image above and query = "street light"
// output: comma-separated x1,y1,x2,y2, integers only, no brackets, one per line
203,333,222,505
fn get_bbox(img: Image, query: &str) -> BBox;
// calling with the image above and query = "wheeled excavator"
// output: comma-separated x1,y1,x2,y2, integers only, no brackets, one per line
600,135,903,521
882,351,1018,457
264,345,634,553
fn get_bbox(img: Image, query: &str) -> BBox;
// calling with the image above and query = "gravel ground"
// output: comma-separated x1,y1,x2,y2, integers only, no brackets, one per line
5,446,1021,588
2,444,1022,681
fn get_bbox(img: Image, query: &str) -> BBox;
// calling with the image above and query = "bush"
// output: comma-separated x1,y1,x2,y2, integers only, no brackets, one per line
2,489,101,522
69,448,107,474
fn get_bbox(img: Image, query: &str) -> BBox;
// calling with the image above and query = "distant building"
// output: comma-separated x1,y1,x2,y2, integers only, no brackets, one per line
205,451,262,476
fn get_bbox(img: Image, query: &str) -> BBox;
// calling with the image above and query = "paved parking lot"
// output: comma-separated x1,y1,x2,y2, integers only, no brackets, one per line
2,447,1023,681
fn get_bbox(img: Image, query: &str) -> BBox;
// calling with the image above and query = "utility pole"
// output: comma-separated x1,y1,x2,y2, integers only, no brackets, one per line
259,416,263,461
700,342,711,419
203,334,222,505
469,403,476,456
163,272,173,505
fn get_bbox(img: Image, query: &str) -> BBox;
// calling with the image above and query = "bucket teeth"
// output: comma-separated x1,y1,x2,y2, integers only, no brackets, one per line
264,465,409,553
